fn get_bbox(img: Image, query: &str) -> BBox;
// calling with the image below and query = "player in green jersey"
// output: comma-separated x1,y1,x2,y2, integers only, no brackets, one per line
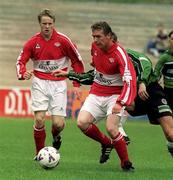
125,49,173,158
151,30,173,112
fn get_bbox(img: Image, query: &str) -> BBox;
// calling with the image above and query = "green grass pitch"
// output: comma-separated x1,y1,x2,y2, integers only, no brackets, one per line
0,117,172,180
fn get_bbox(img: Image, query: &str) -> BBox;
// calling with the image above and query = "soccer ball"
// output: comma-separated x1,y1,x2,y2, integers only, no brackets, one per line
37,146,60,169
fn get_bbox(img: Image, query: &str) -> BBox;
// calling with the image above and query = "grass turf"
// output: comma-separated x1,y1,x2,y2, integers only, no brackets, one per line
0,117,172,180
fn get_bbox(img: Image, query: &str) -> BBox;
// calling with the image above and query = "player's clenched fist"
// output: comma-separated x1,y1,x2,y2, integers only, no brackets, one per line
23,70,33,80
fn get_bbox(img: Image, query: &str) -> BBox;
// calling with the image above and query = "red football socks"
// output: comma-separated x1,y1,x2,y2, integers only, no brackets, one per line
112,132,129,164
84,123,111,145
33,126,46,154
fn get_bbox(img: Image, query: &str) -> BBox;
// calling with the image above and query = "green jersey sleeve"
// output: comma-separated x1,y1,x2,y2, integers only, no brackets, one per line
68,69,94,85
127,49,153,86
153,50,173,88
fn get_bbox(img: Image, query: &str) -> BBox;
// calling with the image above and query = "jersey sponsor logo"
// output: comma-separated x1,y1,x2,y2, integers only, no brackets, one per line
94,70,123,86
95,73,112,85
33,58,69,73
38,65,59,72
37,61,59,72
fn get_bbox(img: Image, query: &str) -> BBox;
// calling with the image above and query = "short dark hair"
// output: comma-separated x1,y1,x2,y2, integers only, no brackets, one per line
38,9,55,23
168,30,173,38
91,21,113,36
111,32,118,42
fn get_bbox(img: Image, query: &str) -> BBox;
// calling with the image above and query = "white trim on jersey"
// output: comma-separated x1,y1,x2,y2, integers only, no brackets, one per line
16,50,23,78
117,46,132,104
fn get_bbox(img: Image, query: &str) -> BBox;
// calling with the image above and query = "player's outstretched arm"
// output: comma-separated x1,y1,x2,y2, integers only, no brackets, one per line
52,69,94,85
52,69,68,77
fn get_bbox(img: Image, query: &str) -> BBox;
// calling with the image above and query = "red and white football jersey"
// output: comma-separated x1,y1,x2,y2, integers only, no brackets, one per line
16,29,84,87
90,42,136,106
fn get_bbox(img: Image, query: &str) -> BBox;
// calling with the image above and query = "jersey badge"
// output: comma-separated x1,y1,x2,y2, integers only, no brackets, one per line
35,43,41,49
54,42,61,47
161,98,168,105
109,58,115,63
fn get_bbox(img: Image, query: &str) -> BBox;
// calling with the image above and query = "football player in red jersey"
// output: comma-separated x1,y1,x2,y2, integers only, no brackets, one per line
16,9,84,159
77,21,136,171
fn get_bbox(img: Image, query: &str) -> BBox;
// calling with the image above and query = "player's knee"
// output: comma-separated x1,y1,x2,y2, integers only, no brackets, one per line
77,116,89,131
53,121,65,132
35,117,45,129
77,111,94,131
77,118,86,130
52,116,65,130
159,116,173,141
166,131,173,142
34,113,45,127
106,125,119,139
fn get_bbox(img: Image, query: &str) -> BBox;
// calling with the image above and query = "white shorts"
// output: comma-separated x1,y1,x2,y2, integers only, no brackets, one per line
80,94,125,122
31,77,67,116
